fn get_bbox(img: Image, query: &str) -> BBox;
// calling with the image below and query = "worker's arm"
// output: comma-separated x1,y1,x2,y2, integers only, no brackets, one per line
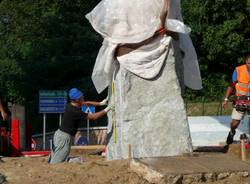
85,97,108,107
87,106,113,121
0,99,7,120
222,69,237,109
225,84,235,99
84,101,101,106
87,110,106,121
222,83,236,109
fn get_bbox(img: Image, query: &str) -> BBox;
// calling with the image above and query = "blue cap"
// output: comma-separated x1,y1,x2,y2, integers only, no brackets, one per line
68,88,84,100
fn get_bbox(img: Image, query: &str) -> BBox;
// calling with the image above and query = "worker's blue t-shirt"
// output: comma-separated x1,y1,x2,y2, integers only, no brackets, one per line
232,69,237,82
232,69,250,82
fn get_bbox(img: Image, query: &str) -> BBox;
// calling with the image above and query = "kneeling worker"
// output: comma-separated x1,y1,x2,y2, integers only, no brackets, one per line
222,52,250,145
49,88,111,164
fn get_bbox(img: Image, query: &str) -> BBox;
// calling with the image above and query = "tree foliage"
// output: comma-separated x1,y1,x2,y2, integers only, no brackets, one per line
182,0,250,101
0,0,102,105
0,0,105,132
182,0,249,72
0,0,249,127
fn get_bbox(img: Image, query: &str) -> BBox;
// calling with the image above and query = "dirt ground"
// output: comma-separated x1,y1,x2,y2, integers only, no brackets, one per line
1,152,250,184
0,153,150,184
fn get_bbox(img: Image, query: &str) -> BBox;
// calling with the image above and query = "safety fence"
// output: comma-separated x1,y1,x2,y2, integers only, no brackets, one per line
32,127,107,150
183,83,233,116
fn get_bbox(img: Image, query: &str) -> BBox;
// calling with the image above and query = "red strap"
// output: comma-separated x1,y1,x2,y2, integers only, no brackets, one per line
230,82,236,88
155,27,166,36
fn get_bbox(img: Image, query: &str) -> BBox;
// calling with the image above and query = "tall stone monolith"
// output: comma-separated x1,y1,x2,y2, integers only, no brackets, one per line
106,49,193,160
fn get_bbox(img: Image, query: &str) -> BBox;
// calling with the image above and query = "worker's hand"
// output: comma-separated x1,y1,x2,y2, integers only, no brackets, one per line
104,99,115,113
1,110,8,121
104,105,114,113
99,97,108,106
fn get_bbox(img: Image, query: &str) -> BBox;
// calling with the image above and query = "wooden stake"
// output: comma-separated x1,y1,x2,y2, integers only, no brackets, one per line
128,144,132,160
241,139,247,161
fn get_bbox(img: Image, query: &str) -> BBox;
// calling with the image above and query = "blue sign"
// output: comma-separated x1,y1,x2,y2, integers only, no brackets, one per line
82,105,95,114
39,90,67,113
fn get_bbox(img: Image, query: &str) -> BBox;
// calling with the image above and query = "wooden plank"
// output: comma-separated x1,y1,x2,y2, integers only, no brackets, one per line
71,145,105,150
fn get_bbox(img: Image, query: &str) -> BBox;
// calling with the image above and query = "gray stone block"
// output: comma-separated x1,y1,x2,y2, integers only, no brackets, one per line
106,49,193,160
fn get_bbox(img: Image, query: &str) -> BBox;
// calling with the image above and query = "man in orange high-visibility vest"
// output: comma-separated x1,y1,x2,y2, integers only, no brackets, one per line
222,52,250,145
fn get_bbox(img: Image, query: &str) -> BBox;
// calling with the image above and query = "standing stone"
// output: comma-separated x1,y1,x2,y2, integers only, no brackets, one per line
106,49,193,160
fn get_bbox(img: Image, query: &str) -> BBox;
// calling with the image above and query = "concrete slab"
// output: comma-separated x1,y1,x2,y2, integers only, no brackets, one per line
188,116,250,146
130,153,250,183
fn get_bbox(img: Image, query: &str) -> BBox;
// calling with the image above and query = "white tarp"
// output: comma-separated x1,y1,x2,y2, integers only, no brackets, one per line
86,0,202,93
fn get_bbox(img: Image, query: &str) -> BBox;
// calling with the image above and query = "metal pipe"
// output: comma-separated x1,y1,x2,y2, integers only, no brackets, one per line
43,113,46,150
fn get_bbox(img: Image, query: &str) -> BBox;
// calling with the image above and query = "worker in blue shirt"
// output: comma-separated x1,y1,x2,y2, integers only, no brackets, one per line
49,88,111,164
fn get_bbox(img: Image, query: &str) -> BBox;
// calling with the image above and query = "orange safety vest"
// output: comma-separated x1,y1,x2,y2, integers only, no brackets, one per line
235,64,250,96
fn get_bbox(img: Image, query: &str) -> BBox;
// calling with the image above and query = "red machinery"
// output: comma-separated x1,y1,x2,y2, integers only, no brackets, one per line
11,119,21,156
0,119,50,157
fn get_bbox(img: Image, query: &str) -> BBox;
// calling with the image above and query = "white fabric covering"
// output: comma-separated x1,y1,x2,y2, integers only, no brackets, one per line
86,0,202,93
117,36,171,79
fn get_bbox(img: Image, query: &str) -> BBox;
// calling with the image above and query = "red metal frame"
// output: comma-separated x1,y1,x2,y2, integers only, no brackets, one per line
21,151,51,157
11,119,20,156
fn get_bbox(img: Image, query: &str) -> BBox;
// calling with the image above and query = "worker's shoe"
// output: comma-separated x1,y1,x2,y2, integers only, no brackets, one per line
226,131,235,145
222,144,229,153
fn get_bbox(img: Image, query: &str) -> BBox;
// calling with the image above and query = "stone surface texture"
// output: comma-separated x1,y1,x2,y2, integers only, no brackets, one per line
106,49,193,160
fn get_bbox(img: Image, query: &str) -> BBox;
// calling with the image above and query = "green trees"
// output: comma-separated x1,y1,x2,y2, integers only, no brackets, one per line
0,0,105,132
0,0,102,105
183,0,249,70
182,0,250,100
0,0,249,114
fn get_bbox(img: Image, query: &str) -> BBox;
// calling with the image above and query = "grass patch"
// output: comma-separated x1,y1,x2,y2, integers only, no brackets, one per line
186,101,233,116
